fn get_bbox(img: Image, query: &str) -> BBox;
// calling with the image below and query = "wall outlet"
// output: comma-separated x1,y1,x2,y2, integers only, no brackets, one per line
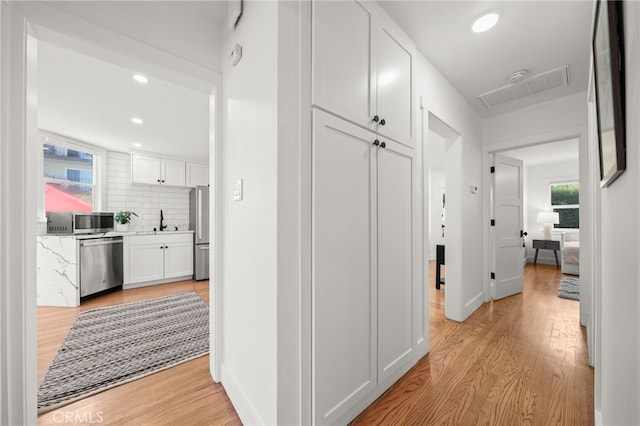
233,179,243,201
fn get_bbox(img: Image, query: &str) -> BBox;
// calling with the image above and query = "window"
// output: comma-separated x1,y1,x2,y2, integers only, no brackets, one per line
42,136,101,213
550,183,579,229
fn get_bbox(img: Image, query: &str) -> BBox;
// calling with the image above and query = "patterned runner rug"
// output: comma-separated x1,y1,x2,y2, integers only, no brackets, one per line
38,292,209,414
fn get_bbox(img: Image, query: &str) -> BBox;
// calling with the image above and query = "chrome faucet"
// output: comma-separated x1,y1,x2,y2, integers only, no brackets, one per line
160,209,167,231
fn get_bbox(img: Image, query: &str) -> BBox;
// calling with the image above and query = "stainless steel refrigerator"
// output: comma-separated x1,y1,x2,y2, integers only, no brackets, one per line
189,186,209,280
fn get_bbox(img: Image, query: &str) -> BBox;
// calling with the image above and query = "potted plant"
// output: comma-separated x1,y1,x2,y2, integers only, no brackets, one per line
114,211,138,232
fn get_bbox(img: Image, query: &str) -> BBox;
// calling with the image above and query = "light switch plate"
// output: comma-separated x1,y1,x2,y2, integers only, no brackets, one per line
233,179,243,201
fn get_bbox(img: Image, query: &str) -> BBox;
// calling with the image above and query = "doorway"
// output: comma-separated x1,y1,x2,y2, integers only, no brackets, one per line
12,8,223,421
424,112,462,321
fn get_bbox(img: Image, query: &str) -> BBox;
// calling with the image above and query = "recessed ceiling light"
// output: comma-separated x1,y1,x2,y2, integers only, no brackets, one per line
131,117,143,125
471,10,501,33
133,74,148,84
132,142,142,148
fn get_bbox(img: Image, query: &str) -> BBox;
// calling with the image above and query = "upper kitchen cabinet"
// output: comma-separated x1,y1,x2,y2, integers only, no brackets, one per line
312,0,415,148
186,162,209,187
132,154,186,187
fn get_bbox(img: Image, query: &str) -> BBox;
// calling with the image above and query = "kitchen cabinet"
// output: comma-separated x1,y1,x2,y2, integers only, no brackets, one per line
312,0,415,147
312,110,416,424
128,233,193,285
186,162,209,187
131,154,186,187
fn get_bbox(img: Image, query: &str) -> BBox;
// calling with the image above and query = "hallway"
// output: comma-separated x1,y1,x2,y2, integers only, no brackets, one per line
352,263,593,425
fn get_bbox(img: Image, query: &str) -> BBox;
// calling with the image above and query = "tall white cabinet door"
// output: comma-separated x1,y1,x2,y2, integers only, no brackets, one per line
164,241,193,279
376,140,414,383
312,111,377,424
375,23,414,148
312,0,375,130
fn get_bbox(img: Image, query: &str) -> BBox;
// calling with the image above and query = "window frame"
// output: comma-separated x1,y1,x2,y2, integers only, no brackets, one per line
549,181,580,230
38,130,107,220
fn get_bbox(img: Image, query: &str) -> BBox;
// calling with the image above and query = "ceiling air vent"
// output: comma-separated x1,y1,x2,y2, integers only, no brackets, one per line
478,65,570,109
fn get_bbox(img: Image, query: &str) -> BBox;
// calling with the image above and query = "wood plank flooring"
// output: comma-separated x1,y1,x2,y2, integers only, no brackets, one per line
351,263,593,425
38,264,593,425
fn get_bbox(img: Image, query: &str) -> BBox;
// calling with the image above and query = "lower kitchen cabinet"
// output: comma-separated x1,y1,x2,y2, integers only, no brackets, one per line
127,233,193,286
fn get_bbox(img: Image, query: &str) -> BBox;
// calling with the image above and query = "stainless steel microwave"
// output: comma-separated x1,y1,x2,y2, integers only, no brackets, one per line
47,212,115,235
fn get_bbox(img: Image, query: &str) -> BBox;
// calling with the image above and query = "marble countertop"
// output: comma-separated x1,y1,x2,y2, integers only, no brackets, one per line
42,230,195,239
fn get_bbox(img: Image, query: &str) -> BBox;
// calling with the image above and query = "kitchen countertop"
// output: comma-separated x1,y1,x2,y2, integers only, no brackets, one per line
105,230,195,237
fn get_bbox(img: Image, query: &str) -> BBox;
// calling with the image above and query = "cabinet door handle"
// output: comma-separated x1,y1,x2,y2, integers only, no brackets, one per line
157,179,161,183
380,141,386,148
373,139,380,146
165,245,168,249
160,246,164,249
380,118,386,126
372,115,379,123
161,180,165,183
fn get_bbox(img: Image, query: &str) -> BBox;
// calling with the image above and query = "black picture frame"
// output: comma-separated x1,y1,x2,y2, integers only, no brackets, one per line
593,0,626,187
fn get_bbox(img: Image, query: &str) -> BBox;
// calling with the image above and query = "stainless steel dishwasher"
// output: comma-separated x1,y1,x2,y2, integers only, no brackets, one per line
79,236,123,297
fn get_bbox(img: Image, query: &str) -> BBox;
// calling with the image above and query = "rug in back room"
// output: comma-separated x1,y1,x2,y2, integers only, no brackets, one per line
37,291,209,414
557,277,580,301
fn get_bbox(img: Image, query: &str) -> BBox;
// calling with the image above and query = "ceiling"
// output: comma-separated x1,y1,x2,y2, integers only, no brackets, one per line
379,1,594,117
37,1,594,162
501,139,579,166
38,41,211,162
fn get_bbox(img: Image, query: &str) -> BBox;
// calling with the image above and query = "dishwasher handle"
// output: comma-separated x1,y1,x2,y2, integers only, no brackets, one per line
80,238,123,247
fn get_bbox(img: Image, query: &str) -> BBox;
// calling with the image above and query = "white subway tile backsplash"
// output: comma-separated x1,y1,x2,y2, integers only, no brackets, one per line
107,152,192,231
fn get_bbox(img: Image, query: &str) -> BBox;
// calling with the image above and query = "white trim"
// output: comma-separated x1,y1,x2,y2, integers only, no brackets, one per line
220,363,264,426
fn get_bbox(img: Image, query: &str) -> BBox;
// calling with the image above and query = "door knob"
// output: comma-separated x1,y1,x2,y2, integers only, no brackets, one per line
379,118,386,126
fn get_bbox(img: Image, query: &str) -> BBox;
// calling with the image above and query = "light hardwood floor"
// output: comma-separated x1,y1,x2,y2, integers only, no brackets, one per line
352,262,593,425
38,264,592,425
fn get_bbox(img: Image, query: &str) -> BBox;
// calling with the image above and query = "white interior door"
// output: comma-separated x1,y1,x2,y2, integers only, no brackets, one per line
492,154,524,300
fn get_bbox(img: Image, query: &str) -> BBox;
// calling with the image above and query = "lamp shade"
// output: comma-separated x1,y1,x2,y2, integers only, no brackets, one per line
537,211,559,224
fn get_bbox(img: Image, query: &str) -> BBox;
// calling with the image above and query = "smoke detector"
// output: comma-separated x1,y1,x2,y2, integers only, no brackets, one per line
508,70,529,83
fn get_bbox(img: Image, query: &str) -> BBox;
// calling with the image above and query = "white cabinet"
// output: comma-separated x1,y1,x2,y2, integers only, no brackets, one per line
312,111,415,424
312,0,414,147
131,154,186,186
186,162,209,187
128,233,193,285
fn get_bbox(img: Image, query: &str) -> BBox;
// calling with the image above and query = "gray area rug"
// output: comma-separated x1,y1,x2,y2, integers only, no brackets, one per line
38,292,209,414
558,277,580,300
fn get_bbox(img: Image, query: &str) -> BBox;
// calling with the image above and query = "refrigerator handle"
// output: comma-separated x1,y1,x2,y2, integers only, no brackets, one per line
198,188,203,241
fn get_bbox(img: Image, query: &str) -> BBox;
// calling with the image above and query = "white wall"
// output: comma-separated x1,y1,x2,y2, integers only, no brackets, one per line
524,159,579,263
417,54,485,321
596,2,640,424
106,152,191,231
427,130,445,260
220,2,279,424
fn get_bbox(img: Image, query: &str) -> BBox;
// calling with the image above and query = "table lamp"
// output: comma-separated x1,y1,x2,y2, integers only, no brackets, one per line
537,211,559,240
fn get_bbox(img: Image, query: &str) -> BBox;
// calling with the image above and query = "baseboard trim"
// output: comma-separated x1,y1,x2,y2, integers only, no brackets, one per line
595,408,603,425
221,363,264,426
464,291,485,319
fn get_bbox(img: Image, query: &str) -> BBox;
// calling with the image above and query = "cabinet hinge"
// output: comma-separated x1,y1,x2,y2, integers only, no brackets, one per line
491,272,496,280
490,219,495,226
490,166,495,173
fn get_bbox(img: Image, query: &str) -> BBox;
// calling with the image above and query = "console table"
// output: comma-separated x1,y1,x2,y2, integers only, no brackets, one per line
532,239,560,266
